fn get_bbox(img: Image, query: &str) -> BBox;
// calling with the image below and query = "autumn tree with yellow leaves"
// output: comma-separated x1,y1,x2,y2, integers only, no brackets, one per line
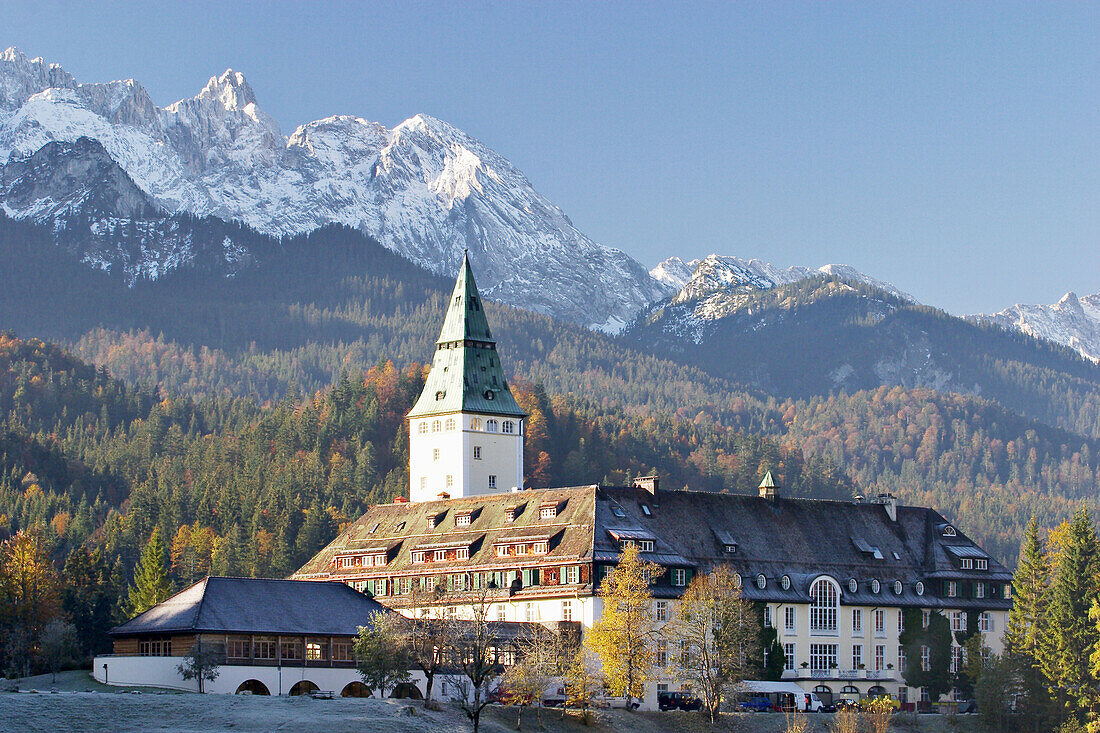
585,544,663,710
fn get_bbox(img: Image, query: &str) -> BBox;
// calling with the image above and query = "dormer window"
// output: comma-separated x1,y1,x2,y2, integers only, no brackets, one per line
457,547,469,560
781,575,791,590
434,549,447,562
847,578,858,593
961,558,973,570
976,558,988,570
532,541,548,554
611,505,627,518
435,391,446,401
942,525,956,537
871,579,881,594
505,506,517,522
756,574,767,590
893,580,903,595
724,544,737,554
497,545,509,557
372,554,387,566
621,539,654,553
412,550,426,563
539,502,560,520
456,512,472,527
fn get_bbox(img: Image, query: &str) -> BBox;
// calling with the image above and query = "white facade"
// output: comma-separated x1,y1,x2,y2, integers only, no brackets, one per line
409,413,524,502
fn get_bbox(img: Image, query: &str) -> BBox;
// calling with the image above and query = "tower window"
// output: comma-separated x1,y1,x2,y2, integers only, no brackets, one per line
473,446,482,460
472,418,482,430
419,477,427,491
418,422,428,435
433,449,440,461
502,421,514,434
446,475,454,488
488,475,497,489
487,420,498,432
432,420,441,433
445,418,455,431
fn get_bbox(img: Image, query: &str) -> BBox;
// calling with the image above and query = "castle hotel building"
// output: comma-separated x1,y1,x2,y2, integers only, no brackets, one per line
294,255,1013,709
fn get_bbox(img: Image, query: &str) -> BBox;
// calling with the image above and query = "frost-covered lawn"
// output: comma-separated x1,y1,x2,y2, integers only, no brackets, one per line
1,672,985,733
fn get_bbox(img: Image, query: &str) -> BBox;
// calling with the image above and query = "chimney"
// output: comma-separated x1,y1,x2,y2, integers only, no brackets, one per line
633,474,659,502
758,471,778,501
872,492,898,522
394,496,409,504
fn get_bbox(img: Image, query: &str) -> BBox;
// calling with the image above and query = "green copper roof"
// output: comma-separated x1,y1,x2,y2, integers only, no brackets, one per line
407,253,526,419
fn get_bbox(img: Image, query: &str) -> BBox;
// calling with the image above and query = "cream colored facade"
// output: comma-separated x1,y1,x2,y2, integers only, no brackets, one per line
409,413,524,502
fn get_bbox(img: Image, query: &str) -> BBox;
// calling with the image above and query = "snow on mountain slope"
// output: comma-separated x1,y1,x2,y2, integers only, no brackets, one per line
651,254,916,304
0,48,664,330
972,292,1100,363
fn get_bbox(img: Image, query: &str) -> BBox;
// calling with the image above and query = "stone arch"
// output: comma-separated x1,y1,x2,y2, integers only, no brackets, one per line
341,681,373,698
390,682,424,699
813,684,833,706
235,679,270,696
289,680,319,696
867,685,888,698
839,685,860,702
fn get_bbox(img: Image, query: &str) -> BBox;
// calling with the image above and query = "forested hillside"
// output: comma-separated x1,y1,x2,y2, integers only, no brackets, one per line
3,211,1100,590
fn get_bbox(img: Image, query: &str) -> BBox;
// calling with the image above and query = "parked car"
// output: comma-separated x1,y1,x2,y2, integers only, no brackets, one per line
658,691,703,711
541,686,568,708
834,698,861,712
739,696,774,712
595,695,641,710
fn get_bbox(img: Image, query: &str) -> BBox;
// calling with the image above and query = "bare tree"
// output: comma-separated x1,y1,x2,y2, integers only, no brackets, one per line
665,567,759,722
564,646,605,726
500,624,571,729
455,586,505,733
401,587,457,709
177,641,224,693
39,619,78,683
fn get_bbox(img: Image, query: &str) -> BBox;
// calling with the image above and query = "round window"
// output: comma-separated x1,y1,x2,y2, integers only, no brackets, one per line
848,578,857,593
733,573,742,588
871,579,881,594
781,575,791,590
484,390,495,400
915,581,925,596
756,574,767,590
893,580,903,595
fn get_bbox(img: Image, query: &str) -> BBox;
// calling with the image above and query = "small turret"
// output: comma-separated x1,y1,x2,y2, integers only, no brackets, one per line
758,471,779,501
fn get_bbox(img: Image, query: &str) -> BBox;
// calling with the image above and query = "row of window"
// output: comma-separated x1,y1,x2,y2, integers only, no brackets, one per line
766,605,996,637
496,541,549,557
225,637,354,662
416,418,518,434
419,474,497,492
351,565,584,597
411,547,471,563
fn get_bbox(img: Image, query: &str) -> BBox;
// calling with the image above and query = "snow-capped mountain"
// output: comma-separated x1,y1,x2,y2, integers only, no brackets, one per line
651,254,915,305
972,292,1100,363
0,47,664,330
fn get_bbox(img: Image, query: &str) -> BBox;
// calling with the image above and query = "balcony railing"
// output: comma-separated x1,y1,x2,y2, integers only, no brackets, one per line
802,668,898,681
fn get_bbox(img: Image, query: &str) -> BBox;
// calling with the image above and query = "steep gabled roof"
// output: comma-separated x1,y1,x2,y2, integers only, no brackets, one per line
407,252,525,419
110,577,389,637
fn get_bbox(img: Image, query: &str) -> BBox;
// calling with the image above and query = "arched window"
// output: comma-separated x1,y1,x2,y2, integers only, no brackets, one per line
444,418,456,431
418,422,428,435
756,574,767,589
810,577,839,633
432,420,441,433
502,421,514,434
471,418,482,430
487,419,499,432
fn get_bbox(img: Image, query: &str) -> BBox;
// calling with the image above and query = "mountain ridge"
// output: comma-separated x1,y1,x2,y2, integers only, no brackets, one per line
0,47,664,331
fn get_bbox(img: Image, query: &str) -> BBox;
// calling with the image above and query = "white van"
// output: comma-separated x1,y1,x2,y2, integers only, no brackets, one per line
737,681,824,712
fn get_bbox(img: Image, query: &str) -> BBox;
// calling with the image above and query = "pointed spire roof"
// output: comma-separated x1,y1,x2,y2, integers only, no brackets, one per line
407,253,526,419
759,471,777,489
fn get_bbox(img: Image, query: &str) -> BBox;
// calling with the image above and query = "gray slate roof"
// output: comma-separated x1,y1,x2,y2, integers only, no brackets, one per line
110,577,390,637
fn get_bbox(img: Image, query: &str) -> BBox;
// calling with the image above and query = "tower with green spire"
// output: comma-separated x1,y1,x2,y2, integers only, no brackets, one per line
407,253,526,502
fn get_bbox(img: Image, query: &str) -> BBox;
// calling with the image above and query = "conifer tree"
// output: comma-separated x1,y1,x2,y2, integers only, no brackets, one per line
126,529,171,616
1004,517,1053,731
1039,506,1100,713
1006,517,1049,657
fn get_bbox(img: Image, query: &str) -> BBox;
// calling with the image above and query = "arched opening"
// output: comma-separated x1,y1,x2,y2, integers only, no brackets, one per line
867,685,888,698
809,577,839,632
839,685,860,703
341,682,373,698
813,685,833,706
235,679,270,696
289,680,319,697
390,682,424,699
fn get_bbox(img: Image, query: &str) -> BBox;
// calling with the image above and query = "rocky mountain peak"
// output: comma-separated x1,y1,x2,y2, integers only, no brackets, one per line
199,69,258,112
972,291,1100,363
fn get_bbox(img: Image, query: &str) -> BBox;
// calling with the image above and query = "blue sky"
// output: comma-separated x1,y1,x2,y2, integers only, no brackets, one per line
5,1,1099,314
